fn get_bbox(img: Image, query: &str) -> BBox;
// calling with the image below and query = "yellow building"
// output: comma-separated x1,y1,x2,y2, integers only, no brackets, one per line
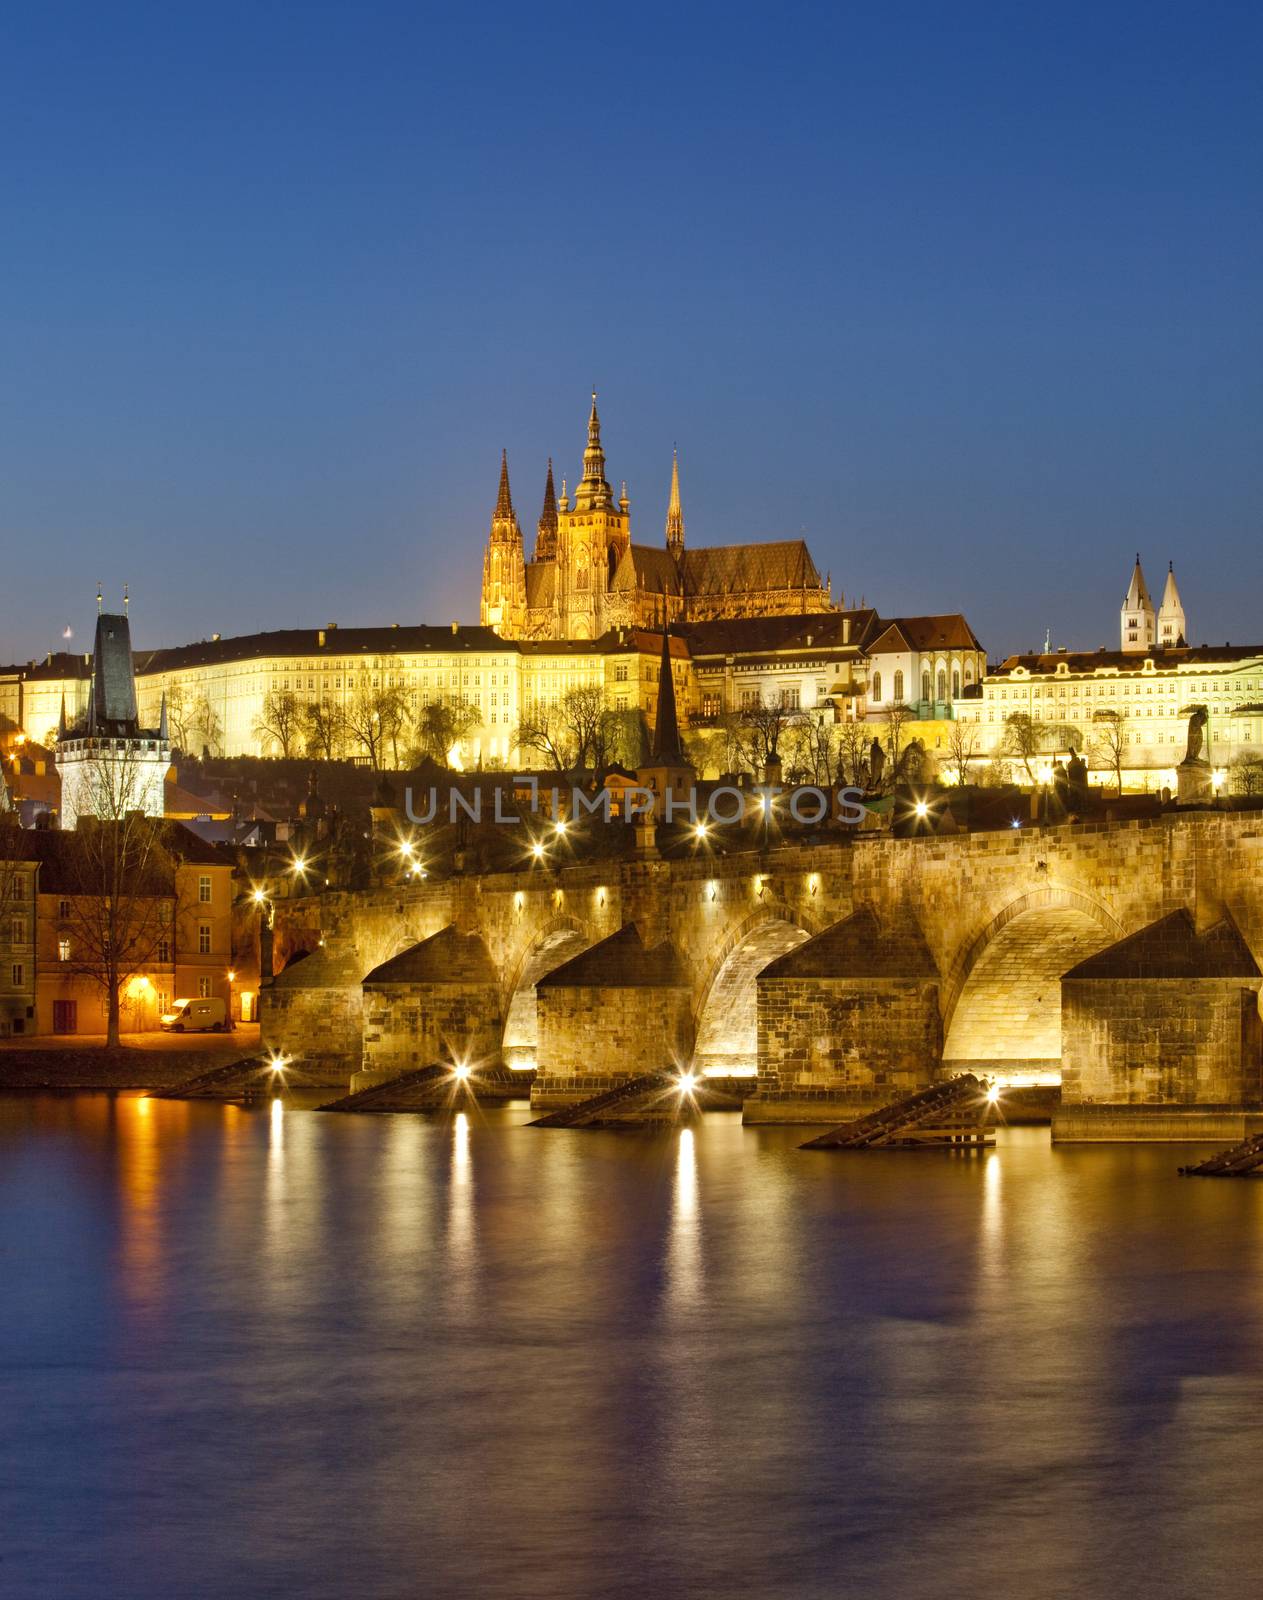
957,559,1263,790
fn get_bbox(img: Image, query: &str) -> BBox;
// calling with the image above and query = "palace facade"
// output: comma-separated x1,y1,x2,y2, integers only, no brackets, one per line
959,557,1263,789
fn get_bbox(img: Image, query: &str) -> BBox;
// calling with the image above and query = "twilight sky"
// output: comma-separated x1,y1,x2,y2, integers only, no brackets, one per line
2,1,1260,664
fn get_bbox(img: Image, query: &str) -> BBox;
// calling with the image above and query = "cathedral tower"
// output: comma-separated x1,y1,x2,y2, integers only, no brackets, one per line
554,392,630,640
665,447,684,558
535,458,558,561
480,451,527,638
1157,561,1186,648
1120,554,1155,654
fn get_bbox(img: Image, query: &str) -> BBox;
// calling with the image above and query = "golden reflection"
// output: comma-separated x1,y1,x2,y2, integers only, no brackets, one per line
116,1093,186,1317
665,1127,702,1317
446,1111,477,1311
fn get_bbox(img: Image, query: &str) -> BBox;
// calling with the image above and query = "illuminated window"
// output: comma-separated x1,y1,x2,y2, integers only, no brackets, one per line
198,874,212,903
198,976,212,999
58,938,70,963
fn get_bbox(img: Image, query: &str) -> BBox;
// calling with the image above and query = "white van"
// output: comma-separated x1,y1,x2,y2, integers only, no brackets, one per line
160,997,228,1033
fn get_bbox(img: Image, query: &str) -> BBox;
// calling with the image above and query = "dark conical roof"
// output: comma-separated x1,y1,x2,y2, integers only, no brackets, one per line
90,612,139,733
650,626,683,763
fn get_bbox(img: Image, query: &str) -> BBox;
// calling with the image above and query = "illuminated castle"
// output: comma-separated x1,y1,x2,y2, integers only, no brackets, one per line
481,393,834,641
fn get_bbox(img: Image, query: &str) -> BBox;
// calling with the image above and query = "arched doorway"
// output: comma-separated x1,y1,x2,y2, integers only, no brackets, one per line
693,914,812,1076
942,893,1122,1086
500,920,594,1070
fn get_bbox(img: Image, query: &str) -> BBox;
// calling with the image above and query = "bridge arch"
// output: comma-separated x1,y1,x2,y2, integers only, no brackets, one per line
692,907,818,1076
500,914,597,1070
941,887,1125,1086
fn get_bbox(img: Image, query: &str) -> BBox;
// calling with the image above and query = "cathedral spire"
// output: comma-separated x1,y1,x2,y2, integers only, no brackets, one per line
535,458,558,561
575,389,612,509
665,446,684,556
494,449,514,522
1158,560,1186,648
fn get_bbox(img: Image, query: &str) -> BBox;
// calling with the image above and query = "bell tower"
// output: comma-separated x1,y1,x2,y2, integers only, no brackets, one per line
554,391,629,639
480,451,527,638
1120,554,1155,654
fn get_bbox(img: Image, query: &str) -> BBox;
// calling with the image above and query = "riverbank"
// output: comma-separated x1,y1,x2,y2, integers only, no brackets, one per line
0,1026,261,1090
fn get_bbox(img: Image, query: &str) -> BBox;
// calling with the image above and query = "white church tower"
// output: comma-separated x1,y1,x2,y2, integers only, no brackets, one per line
56,602,171,829
1157,561,1186,648
1120,554,1156,654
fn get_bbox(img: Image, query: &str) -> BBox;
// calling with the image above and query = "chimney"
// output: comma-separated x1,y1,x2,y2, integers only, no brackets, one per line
843,618,851,645
451,621,459,635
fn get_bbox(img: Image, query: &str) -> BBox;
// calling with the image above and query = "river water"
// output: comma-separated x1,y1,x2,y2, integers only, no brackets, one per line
2,1093,1263,1599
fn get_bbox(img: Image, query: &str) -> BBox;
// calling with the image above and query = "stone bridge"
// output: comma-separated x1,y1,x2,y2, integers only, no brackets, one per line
263,811,1263,1136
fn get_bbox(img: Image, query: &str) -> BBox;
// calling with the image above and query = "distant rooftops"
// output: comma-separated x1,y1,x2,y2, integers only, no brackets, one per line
993,643,1263,676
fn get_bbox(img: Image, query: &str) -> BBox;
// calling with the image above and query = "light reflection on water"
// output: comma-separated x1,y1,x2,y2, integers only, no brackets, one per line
3,1093,1263,1600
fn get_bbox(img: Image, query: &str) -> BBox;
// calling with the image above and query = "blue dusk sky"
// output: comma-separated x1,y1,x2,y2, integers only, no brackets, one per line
1,1,1260,664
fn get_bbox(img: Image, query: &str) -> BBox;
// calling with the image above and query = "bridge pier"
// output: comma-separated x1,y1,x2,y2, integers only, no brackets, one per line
532,924,693,1111
746,908,943,1123
1054,909,1263,1141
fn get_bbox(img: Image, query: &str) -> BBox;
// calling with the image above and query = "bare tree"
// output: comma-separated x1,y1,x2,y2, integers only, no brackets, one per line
740,696,801,774
163,686,193,754
558,686,607,771
1091,708,1128,795
58,748,181,1048
188,693,223,758
1002,712,1049,785
252,688,303,758
786,716,838,785
1230,754,1263,796
411,695,481,768
593,708,644,773
945,718,981,786
882,704,916,783
346,684,412,769
835,720,871,787
513,701,574,772
303,700,349,761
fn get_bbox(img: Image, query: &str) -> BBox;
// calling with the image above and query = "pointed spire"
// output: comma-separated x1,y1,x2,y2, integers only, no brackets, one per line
665,446,684,555
494,449,514,520
576,389,612,509
158,690,169,743
535,458,558,561
58,693,68,741
1124,554,1153,612
651,624,684,763
1157,560,1186,649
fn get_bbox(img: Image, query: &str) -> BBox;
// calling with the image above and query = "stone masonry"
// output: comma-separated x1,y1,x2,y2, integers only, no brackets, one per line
260,811,1263,1132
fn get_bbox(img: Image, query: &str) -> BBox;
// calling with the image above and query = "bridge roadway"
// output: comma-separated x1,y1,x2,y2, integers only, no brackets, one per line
261,810,1263,1137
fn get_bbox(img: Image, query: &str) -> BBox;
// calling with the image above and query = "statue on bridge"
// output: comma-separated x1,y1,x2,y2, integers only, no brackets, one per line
1177,704,1213,804
868,737,885,791
1066,747,1089,809
1182,705,1209,766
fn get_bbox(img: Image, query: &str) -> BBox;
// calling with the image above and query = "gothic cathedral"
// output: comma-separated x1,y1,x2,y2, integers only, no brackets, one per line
480,394,834,641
